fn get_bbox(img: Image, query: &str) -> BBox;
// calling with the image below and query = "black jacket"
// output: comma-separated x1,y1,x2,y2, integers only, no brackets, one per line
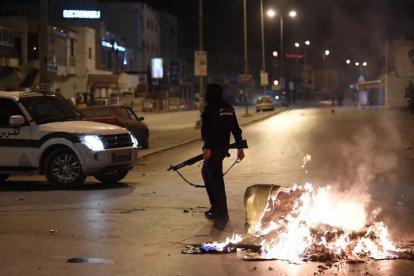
201,99,243,150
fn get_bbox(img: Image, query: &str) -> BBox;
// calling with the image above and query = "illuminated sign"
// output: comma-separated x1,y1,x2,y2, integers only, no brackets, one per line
63,10,101,19
285,53,303,59
151,58,163,79
101,40,126,52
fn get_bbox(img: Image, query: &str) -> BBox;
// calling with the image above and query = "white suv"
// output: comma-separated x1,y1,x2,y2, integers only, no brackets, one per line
0,91,139,188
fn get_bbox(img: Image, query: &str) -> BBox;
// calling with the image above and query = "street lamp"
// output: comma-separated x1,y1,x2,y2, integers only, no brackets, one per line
294,42,300,63
267,8,297,93
260,0,268,93
322,49,330,102
294,40,311,101
242,0,249,115
304,40,310,68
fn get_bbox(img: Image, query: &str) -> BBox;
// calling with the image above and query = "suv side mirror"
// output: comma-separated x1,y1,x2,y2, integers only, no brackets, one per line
9,115,25,126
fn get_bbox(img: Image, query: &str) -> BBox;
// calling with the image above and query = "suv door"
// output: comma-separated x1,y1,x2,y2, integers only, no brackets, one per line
0,98,33,169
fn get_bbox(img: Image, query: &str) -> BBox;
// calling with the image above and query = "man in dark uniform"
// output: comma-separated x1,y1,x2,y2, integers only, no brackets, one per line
201,83,245,221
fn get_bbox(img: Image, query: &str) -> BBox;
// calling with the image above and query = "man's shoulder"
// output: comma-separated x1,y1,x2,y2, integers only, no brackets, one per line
219,104,236,116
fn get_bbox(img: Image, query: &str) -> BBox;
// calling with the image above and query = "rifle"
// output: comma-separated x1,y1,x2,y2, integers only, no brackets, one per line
167,139,248,171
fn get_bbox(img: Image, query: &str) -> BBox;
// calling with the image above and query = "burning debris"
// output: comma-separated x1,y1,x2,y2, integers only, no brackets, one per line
184,183,414,264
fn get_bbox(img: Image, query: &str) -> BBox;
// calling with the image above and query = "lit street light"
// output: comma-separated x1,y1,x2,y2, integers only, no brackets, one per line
242,0,249,115
322,49,331,104
294,40,311,101
303,40,310,68
260,0,268,92
267,8,297,95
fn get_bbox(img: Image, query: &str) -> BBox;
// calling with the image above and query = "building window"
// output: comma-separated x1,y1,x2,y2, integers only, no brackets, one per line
88,47,92,59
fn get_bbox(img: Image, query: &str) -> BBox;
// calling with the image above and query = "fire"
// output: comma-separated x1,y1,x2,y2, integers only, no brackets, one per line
200,234,244,253
200,183,402,263
253,183,400,262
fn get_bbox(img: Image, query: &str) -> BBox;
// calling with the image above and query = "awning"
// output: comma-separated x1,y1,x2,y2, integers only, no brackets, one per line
356,80,383,91
87,74,125,89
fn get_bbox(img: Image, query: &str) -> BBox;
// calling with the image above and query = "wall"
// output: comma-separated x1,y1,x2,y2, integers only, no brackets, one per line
385,73,413,107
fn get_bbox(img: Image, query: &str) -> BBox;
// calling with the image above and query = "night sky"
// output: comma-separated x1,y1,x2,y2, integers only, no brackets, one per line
146,0,414,70
2,0,414,75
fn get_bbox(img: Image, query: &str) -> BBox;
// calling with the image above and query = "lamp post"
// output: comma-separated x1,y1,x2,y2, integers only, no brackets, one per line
323,49,332,105
195,0,204,128
243,0,249,115
266,9,296,95
260,0,266,93
304,40,310,68
294,40,310,101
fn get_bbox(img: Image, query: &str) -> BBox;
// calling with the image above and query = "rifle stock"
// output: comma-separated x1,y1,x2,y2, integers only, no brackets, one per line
167,140,248,171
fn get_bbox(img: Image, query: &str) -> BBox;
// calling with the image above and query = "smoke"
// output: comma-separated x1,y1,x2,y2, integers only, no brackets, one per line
340,125,399,191
318,109,408,231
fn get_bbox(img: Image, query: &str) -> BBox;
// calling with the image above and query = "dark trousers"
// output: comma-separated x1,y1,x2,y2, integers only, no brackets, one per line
201,149,228,215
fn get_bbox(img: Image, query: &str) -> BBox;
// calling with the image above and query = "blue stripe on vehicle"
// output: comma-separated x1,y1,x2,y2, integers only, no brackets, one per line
0,132,80,148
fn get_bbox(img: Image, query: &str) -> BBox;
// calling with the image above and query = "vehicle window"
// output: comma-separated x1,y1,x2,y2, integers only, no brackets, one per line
0,99,25,127
257,96,272,103
20,95,81,124
125,108,139,121
118,108,127,119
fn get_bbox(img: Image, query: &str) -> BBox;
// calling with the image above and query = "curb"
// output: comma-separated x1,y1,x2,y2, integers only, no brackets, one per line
138,108,288,160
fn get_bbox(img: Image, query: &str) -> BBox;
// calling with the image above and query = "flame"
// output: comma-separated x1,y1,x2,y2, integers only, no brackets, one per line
196,154,403,262
201,234,244,253
202,183,401,263
253,183,399,262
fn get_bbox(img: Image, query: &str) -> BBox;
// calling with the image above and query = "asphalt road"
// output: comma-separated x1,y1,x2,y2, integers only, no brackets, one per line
1,107,414,275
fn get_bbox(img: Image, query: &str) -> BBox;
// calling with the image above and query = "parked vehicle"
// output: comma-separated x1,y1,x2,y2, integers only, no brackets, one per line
255,95,275,112
0,90,139,187
80,105,150,149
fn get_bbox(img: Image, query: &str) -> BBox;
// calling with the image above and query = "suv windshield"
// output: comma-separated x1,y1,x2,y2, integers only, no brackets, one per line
20,95,81,124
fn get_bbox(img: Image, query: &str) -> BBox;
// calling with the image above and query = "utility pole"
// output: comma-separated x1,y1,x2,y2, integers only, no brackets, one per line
195,0,204,128
260,0,266,93
243,0,250,115
39,0,48,90
199,0,204,108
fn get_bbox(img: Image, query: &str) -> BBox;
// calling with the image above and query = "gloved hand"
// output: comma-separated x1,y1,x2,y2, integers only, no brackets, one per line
203,148,211,160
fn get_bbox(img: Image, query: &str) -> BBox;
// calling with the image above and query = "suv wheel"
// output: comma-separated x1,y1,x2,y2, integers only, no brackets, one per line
94,167,129,184
0,174,10,183
44,148,86,188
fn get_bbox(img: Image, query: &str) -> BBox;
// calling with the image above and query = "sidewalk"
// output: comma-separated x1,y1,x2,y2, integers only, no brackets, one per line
138,106,287,159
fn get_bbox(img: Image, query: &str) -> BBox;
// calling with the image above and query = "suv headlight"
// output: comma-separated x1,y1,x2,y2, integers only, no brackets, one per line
79,135,105,151
129,133,139,148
